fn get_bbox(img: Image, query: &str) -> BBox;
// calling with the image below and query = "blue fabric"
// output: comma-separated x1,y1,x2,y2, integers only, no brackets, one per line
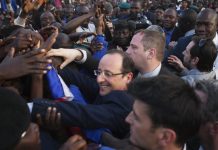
92,35,108,60
69,85,87,105
46,66,65,99
79,34,108,78
99,146,115,150
164,28,174,46
10,0,17,13
84,128,111,144
1,0,7,12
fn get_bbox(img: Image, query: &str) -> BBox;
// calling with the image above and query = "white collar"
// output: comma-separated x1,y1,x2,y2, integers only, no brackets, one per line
213,32,218,49
139,63,162,78
185,29,195,37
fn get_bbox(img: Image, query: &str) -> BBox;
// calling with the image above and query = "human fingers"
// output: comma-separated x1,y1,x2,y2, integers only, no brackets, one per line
56,112,61,127
45,107,52,126
70,140,87,150
60,59,72,69
47,49,67,57
40,27,58,51
24,49,46,58
50,107,58,127
36,113,43,126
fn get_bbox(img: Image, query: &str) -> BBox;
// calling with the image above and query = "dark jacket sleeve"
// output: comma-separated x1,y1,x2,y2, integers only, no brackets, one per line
163,35,193,67
59,67,99,102
32,91,133,138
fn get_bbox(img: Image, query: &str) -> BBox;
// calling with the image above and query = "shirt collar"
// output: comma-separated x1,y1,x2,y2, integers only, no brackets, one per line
213,32,218,49
140,63,162,78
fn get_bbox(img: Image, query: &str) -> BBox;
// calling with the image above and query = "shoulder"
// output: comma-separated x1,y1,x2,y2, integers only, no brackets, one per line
159,65,173,76
101,91,134,105
177,35,193,44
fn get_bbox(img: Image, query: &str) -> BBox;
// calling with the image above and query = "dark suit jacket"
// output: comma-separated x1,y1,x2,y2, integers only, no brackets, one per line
186,137,201,150
163,35,193,72
32,69,134,138
164,35,193,63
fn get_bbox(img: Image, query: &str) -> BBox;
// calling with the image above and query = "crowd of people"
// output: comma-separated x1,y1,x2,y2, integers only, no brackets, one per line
0,0,218,150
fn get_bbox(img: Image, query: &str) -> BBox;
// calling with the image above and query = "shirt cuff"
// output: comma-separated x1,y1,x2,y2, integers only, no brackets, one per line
74,49,87,64
27,102,33,113
14,16,26,27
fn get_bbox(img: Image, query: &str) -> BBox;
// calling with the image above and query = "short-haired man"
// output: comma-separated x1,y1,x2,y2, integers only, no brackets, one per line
162,8,178,46
168,37,217,86
32,50,135,139
126,29,170,77
126,75,202,150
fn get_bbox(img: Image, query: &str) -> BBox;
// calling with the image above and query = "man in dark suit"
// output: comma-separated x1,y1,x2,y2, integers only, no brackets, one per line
126,29,171,77
31,50,135,139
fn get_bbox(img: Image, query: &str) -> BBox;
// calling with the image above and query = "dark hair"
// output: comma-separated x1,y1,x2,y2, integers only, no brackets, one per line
128,76,202,147
179,9,197,30
113,20,135,32
190,37,217,72
136,30,166,61
195,80,218,123
106,49,136,75
0,88,30,149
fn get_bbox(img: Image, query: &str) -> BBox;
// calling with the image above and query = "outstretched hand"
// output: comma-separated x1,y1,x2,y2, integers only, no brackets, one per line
36,107,61,130
0,47,52,81
168,55,186,72
47,48,83,69
59,135,87,150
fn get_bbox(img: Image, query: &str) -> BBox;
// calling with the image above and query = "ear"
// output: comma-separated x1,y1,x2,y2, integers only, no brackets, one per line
125,72,134,84
147,48,156,60
210,121,218,135
191,57,199,66
158,128,177,147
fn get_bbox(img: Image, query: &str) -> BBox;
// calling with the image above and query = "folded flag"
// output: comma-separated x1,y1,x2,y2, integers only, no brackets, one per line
46,66,73,101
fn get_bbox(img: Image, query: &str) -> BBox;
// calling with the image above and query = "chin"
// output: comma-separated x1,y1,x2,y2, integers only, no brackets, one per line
99,90,110,96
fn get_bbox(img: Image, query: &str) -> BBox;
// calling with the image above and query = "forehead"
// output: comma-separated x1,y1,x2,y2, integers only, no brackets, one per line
155,9,164,13
40,12,54,19
133,100,150,119
131,2,141,7
164,9,177,17
197,11,217,23
186,41,195,51
114,28,130,33
131,33,144,44
99,53,123,70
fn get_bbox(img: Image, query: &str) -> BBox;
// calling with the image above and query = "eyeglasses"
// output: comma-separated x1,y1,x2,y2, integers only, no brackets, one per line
198,39,207,47
94,69,127,78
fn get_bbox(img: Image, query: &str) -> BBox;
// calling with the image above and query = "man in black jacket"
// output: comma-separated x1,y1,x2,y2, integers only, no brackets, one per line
31,50,135,139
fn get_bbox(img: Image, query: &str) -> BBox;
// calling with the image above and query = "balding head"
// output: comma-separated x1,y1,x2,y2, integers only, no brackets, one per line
195,8,218,39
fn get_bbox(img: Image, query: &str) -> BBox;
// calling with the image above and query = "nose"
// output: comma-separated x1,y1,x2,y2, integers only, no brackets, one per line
197,24,206,31
125,111,133,124
126,47,131,54
97,73,106,83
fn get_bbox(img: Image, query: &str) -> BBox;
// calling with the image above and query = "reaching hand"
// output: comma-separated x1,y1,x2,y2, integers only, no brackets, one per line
36,107,61,130
168,41,177,50
60,135,87,150
168,55,186,72
15,123,41,150
22,0,44,15
5,28,44,53
0,47,52,81
90,38,103,52
47,48,83,69
40,26,58,51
